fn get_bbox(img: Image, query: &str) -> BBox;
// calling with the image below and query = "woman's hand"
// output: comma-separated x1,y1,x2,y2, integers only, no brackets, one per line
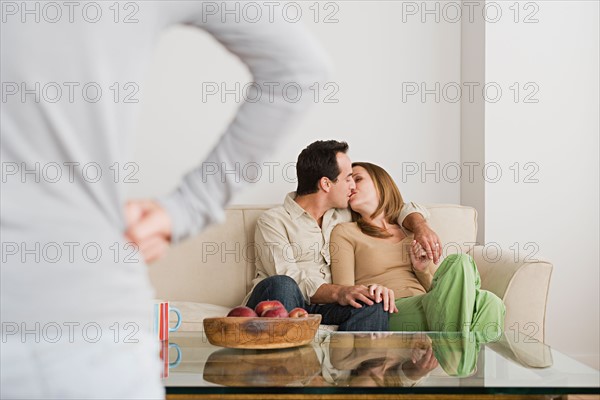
368,284,398,313
409,240,431,272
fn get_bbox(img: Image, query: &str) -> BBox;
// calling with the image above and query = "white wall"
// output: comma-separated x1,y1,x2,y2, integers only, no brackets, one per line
484,1,599,368
130,2,461,205
460,0,486,244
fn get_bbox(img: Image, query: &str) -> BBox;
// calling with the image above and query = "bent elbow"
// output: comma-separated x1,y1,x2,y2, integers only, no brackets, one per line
289,46,334,90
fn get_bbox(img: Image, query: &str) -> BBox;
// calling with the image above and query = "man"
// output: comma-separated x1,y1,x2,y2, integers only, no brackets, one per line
1,4,330,398
244,140,442,331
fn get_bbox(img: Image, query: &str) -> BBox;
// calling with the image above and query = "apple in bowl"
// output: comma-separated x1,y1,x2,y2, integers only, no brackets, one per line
226,306,258,318
260,307,289,318
254,300,285,316
225,301,309,319
289,308,309,318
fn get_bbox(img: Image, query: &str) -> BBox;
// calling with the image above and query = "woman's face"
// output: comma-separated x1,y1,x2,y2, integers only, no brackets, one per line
349,166,379,216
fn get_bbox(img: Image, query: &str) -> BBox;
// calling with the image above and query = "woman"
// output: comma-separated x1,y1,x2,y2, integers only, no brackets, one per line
330,162,505,340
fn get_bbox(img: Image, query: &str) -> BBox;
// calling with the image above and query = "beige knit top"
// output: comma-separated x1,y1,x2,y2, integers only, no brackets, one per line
329,222,433,299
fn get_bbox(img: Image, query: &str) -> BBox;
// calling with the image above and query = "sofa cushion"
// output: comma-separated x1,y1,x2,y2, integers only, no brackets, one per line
169,301,231,332
168,301,339,333
148,204,477,307
150,209,251,307
425,204,477,254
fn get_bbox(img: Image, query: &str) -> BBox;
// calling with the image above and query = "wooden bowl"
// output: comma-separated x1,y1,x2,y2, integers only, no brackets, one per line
203,314,321,349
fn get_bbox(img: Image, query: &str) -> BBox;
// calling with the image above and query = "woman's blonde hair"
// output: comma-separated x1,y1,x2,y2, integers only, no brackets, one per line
351,162,405,238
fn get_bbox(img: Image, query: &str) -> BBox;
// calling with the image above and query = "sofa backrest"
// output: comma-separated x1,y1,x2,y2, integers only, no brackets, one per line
148,204,477,307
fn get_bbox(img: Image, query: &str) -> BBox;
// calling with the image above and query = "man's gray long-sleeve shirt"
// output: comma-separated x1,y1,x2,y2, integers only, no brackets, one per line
1,3,330,395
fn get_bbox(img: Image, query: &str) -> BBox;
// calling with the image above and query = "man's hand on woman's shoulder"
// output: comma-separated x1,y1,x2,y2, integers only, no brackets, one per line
403,212,442,264
409,240,433,272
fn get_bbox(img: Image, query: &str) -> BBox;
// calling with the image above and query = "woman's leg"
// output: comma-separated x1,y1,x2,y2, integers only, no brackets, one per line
472,289,506,341
390,253,505,337
389,254,481,332
421,253,477,333
389,295,428,331
421,253,504,337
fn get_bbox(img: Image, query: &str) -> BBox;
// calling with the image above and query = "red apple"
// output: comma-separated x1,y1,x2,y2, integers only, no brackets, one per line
227,306,258,317
260,306,289,318
288,308,308,318
254,300,285,316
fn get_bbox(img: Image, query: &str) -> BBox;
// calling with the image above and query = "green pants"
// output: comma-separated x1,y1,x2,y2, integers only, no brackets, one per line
389,253,505,342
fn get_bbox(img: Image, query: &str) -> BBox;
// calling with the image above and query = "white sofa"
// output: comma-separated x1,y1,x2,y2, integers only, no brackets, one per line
148,204,553,342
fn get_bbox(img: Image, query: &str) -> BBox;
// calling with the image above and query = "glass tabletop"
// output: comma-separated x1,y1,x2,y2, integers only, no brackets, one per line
162,330,600,395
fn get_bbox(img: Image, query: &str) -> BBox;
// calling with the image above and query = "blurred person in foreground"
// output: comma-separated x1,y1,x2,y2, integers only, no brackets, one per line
1,2,330,398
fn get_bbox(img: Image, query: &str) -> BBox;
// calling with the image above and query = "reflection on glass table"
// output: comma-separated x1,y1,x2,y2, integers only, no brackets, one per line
163,330,599,396
203,345,321,386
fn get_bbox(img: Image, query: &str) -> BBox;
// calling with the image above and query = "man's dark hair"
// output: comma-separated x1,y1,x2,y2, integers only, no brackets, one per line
296,140,349,196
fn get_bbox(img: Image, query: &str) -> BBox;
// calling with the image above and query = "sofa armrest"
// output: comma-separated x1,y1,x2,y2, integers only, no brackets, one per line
469,246,553,343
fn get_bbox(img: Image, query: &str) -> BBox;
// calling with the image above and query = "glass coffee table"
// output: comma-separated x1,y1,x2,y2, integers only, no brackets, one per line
163,330,599,399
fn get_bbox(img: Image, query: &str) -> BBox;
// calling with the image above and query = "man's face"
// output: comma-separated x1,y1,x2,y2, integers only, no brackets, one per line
328,152,356,209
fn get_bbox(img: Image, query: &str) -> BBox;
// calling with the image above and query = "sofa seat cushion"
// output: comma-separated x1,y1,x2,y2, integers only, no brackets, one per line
166,301,339,333
169,301,231,332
